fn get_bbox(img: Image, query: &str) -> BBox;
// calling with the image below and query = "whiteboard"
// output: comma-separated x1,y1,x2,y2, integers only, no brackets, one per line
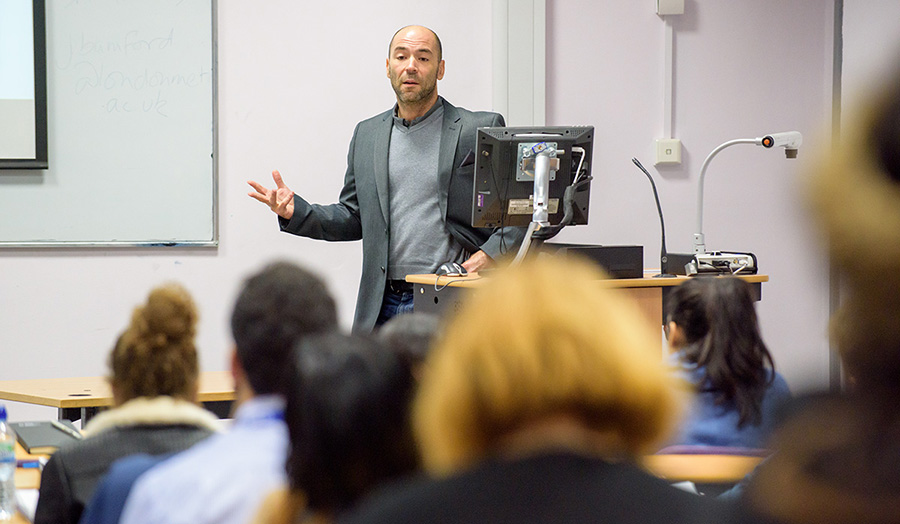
0,0,216,246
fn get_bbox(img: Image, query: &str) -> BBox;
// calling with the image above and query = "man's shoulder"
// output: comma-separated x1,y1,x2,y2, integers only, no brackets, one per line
122,425,288,522
442,100,503,125
135,420,284,481
355,100,502,126
128,432,220,492
357,108,394,128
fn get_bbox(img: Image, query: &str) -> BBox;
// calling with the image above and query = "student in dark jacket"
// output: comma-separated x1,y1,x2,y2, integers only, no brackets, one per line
34,284,220,524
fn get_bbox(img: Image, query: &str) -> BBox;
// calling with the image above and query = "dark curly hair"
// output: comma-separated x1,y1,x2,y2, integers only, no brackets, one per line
230,261,338,396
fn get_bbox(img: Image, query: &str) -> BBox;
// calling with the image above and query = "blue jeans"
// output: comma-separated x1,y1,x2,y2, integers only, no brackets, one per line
376,285,415,328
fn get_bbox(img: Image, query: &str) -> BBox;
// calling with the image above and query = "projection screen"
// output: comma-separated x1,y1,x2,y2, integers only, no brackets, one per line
0,0,47,169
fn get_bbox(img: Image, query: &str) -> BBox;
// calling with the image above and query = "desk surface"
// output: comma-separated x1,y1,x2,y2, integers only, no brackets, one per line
407,272,769,289
641,453,764,484
4,373,233,523
0,370,234,409
15,442,43,490
14,442,45,524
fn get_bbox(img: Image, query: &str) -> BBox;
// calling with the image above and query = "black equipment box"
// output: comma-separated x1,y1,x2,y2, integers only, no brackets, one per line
544,243,643,279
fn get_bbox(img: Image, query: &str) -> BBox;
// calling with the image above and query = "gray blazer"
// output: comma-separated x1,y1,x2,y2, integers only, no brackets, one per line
280,99,524,331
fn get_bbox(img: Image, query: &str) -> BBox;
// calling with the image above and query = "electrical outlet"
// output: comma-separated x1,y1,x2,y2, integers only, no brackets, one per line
655,138,682,165
657,0,684,15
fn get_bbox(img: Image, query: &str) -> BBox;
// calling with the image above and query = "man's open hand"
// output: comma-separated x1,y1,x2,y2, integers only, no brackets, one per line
248,170,295,220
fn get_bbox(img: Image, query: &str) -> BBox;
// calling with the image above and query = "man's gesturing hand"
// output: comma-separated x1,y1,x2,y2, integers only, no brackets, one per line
248,170,295,220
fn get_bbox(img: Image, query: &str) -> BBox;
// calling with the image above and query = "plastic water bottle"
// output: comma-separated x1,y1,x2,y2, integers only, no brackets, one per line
0,404,16,521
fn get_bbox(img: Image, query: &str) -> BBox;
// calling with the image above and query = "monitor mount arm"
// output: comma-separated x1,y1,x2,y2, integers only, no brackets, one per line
512,143,560,265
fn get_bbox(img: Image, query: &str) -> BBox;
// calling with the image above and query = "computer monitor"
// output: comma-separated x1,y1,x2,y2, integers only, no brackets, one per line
471,126,594,229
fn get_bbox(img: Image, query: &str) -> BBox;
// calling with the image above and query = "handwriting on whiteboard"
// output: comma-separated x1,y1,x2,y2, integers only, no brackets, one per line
55,27,211,117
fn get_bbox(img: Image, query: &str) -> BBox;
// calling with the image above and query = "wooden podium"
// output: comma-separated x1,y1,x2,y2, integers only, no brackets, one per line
406,273,768,330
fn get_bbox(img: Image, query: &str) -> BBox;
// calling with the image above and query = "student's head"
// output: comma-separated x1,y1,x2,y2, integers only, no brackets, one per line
664,278,711,348
810,66,900,396
285,332,418,514
230,261,337,396
665,277,775,427
665,277,765,349
413,256,681,474
376,312,442,375
109,283,199,404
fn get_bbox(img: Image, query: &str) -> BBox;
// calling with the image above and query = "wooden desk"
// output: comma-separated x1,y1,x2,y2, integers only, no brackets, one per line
407,273,768,328
642,453,763,484
0,371,235,423
14,442,45,524
15,442,44,490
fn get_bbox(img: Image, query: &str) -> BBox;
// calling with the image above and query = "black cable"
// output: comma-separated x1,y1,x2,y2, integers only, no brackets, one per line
487,148,513,254
532,174,593,241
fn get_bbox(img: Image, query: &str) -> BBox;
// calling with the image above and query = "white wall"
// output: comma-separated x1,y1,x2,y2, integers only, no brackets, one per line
543,0,835,392
3,0,894,422
842,0,900,114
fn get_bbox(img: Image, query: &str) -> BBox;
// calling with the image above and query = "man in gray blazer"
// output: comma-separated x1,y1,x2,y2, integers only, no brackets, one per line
249,25,524,332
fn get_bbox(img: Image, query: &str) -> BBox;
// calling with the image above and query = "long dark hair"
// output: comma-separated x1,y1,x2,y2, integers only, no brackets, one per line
666,277,775,427
284,332,419,513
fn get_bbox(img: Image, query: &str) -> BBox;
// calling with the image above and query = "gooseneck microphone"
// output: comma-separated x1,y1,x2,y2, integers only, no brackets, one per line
632,158,677,278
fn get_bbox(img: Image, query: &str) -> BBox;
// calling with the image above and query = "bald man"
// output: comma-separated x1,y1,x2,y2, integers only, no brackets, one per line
249,25,524,331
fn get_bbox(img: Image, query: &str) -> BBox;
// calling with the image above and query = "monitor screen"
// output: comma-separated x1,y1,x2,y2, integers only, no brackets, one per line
471,126,593,228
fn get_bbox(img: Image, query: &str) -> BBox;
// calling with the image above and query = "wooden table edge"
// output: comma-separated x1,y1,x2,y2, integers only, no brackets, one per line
407,273,769,289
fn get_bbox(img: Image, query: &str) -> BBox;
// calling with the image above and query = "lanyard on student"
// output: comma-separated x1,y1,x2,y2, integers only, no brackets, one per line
236,407,285,427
